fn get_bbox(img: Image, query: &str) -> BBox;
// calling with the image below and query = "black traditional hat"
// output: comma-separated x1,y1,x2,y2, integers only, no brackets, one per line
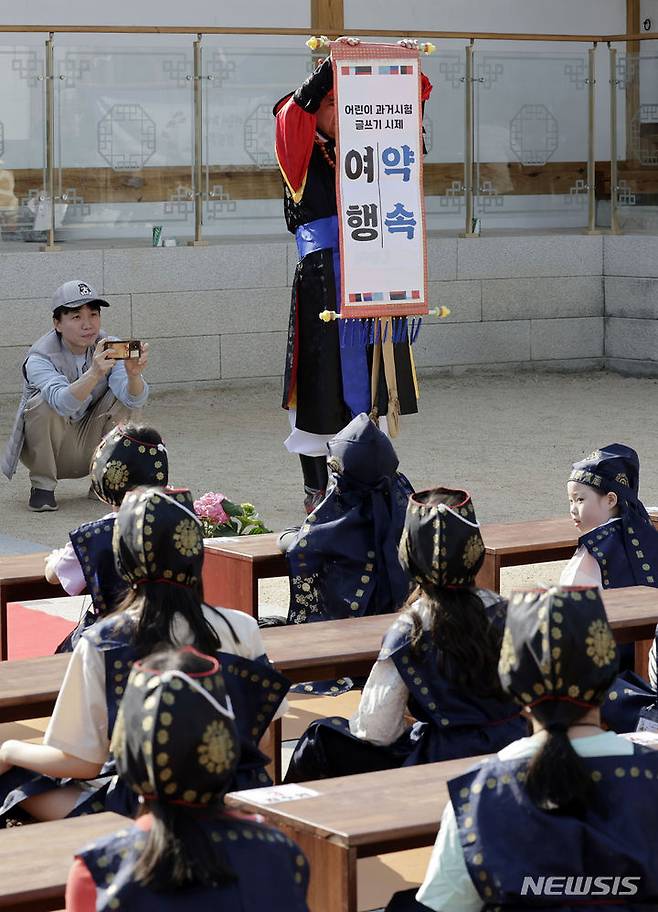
110,646,239,806
398,487,485,589
327,412,399,485
569,443,658,586
569,443,644,508
499,586,619,730
113,486,203,589
286,413,412,622
90,425,168,507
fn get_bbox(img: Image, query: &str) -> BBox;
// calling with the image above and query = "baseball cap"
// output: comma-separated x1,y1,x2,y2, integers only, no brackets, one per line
51,280,110,313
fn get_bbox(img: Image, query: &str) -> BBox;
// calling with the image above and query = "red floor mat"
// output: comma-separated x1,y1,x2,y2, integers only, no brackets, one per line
7,602,76,660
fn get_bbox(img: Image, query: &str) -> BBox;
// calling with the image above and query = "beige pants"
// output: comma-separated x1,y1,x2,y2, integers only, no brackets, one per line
20,389,131,491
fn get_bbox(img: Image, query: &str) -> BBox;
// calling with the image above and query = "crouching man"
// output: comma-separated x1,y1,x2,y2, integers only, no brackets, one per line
1,280,149,511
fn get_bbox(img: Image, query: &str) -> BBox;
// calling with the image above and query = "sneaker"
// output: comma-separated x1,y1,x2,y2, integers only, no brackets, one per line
28,487,58,512
277,527,300,553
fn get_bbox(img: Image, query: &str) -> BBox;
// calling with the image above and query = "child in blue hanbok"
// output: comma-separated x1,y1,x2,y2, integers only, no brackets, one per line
560,444,658,731
45,424,169,650
409,586,658,912
285,487,526,782
0,486,288,824
66,645,308,912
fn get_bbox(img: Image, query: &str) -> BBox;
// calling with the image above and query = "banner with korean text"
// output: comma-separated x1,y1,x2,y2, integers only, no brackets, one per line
332,42,428,319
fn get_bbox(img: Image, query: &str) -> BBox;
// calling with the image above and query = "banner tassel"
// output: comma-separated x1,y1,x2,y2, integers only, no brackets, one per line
410,317,423,344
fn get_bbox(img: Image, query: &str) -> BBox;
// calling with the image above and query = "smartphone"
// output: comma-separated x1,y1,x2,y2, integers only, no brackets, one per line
103,340,142,360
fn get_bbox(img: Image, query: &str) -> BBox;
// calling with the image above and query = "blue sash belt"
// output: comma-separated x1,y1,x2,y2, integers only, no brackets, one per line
295,216,370,418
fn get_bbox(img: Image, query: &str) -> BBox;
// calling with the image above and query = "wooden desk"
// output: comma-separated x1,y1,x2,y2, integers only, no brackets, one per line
202,533,286,618
477,513,658,592
0,536,285,660
4,515,656,645
0,587,655,725
203,519,581,617
202,520,582,618
0,812,124,910
202,517,658,618
226,756,479,912
0,614,390,723
475,517,578,591
0,553,68,661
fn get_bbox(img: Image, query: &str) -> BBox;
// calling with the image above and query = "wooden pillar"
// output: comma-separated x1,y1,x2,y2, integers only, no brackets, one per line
311,0,344,33
626,0,640,162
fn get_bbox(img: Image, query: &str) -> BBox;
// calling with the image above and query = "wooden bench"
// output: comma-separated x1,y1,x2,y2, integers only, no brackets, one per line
0,535,283,658
3,514,657,648
202,532,286,618
475,517,578,591
0,553,69,660
205,515,658,616
0,755,469,912
0,612,388,723
475,514,658,591
0,812,125,910
206,521,576,619
226,755,482,912
1,586,656,725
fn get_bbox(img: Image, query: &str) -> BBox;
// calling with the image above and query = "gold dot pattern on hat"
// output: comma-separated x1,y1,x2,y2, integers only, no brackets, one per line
173,518,202,557
197,718,238,775
104,460,130,491
498,624,516,677
585,618,617,668
463,534,484,570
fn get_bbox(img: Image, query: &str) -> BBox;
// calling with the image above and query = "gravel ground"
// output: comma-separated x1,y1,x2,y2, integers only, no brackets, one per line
2,369,657,556
2,367,657,607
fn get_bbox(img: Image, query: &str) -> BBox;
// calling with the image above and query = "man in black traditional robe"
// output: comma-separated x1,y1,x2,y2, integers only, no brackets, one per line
273,51,432,512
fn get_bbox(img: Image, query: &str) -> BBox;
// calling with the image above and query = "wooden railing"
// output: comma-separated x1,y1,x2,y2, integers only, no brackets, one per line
1,25,656,243
9,162,658,205
0,25,657,40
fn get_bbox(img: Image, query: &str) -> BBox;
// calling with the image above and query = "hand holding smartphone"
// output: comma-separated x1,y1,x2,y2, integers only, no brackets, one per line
102,339,142,360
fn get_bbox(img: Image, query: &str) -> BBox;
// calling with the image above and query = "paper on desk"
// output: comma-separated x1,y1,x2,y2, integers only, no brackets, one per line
232,784,320,805
620,730,658,749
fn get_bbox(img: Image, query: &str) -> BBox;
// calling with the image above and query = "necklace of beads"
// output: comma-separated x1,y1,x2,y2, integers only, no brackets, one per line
315,138,336,170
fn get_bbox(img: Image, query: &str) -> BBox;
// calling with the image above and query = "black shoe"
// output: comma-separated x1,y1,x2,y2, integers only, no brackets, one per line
28,488,58,512
303,488,325,515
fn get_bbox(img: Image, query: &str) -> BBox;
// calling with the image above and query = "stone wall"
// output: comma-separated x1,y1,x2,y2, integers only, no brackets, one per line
604,236,658,377
2,231,651,398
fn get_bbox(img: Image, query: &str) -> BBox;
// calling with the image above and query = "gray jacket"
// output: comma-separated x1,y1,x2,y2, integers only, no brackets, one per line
1,329,110,479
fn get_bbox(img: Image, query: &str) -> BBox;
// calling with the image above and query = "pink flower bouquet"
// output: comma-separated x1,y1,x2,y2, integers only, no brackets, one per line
194,492,270,537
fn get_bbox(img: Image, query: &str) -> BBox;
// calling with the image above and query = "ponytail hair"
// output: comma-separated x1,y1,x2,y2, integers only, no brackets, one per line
405,585,506,700
134,803,236,891
130,646,237,890
525,720,596,816
113,581,221,659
